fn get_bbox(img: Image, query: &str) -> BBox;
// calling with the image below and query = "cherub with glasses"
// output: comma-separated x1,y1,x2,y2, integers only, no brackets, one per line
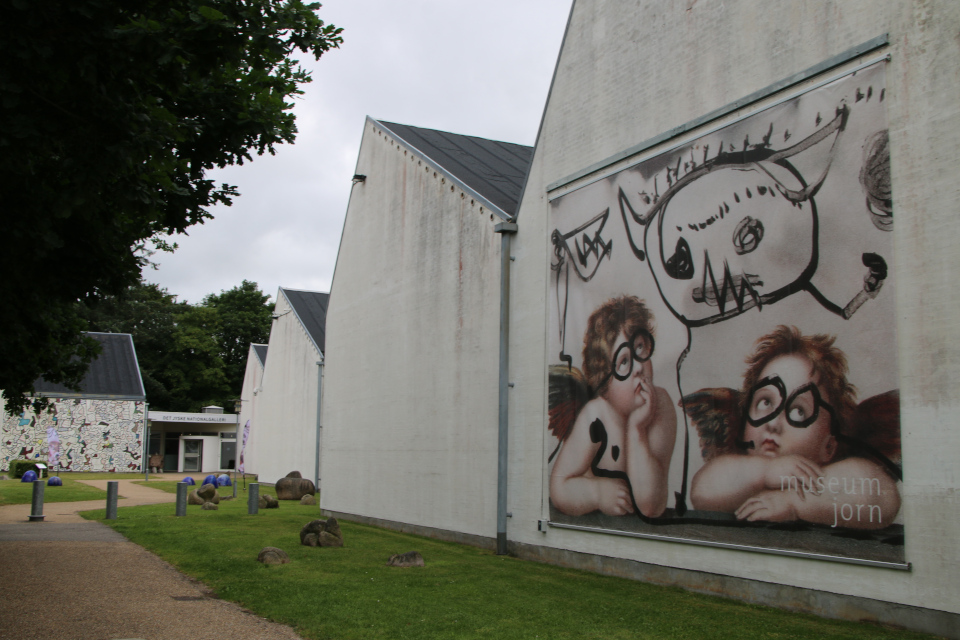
550,296,676,517
689,326,900,528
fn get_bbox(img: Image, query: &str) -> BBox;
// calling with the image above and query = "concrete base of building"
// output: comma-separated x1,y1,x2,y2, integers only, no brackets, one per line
323,510,956,638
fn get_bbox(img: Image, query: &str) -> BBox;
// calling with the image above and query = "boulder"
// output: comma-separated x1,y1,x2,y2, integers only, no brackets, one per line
299,494,316,506
196,483,220,504
275,476,315,501
187,490,205,506
286,470,302,479
259,494,279,509
386,551,424,568
202,474,218,487
299,517,343,547
257,547,290,565
182,477,196,486
201,502,218,510
319,531,343,547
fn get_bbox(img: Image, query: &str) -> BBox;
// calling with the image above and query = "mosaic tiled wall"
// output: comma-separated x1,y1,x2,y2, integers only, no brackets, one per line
1,398,145,472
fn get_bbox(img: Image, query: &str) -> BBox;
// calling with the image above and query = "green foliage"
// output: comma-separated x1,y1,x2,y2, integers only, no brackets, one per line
0,0,341,414
202,280,274,395
86,501,927,640
6,460,40,479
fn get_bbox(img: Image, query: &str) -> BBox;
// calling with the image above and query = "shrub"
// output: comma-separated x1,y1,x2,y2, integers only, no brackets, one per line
8,460,41,478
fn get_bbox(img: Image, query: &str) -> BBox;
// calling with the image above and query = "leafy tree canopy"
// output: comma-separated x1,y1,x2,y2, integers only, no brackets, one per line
0,0,341,413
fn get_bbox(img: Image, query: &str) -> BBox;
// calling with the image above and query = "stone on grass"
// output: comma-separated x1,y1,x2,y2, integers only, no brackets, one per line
201,501,218,510
285,470,302,479
275,476,315,501
299,517,343,547
47,476,63,486
257,547,290,565
387,551,424,568
182,477,196,486
259,494,279,509
217,474,231,487
196,483,220,504
202,474,218,487
187,490,204,506
299,494,316,506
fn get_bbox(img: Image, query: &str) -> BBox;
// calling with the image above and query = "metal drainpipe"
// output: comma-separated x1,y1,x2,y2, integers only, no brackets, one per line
142,402,150,481
315,358,324,493
494,221,517,555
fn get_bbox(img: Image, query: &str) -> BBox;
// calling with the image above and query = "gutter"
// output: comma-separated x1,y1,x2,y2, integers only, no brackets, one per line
494,220,518,554
315,357,324,492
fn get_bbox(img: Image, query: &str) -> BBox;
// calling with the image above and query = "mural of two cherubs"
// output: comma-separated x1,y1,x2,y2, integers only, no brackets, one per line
547,61,901,561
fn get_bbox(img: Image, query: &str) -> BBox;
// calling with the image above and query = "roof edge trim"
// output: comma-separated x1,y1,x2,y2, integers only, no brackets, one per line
369,117,513,222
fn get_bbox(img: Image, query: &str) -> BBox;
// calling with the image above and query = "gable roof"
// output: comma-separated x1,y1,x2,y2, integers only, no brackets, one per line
34,333,145,400
281,288,330,355
375,119,533,219
252,344,268,368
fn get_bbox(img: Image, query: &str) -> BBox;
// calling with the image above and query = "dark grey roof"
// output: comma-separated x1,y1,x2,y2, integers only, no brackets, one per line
282,289,329,354
252,344,268,368
34,333,145,400
376,120,533,218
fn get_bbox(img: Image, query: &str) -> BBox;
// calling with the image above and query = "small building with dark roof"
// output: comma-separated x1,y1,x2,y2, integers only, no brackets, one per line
238,288,328,486
1,332,148,472
319,118,531,537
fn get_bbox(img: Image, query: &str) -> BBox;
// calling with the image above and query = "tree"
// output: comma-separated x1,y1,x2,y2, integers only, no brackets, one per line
0,0,342,413
202,280,274,395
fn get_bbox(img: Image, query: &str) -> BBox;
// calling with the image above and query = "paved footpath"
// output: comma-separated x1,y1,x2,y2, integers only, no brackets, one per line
0,478,303,640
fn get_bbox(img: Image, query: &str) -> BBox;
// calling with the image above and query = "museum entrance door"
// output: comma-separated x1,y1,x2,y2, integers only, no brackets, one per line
183,439,203,472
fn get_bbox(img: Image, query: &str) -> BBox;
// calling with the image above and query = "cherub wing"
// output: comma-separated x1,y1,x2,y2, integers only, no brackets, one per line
841,389,901,472
548,364,590,446
680,388,742,462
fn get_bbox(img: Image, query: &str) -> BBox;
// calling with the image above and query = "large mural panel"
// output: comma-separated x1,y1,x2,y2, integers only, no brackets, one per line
547,62,903,564
2,399,146,472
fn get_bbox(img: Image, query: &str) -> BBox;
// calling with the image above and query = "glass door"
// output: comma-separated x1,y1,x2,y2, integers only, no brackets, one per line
183,439,202,472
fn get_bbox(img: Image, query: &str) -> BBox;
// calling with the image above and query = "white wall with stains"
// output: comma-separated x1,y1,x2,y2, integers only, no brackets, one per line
320,120,504,537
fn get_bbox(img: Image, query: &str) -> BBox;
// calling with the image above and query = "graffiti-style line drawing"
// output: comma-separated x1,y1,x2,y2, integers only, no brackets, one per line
860,129,892,231
551,209,613,368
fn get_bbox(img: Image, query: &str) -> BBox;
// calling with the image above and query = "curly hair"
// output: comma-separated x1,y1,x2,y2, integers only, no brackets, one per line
739,325,857,438
582,296,654,396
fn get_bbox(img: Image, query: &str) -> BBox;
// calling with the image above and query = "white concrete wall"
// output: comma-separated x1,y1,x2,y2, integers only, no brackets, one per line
321,120,503,537
509,0,960,615
245,291,322,486
237,344,266,475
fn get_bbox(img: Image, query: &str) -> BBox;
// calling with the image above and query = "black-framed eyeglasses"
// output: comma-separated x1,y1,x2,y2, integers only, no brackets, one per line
597,328,655,390
744,375,836,429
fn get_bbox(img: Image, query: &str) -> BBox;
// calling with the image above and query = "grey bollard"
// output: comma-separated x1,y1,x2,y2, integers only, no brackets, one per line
105,481,119,520
175,482,188,516
28,480,45,522
248,483,259,515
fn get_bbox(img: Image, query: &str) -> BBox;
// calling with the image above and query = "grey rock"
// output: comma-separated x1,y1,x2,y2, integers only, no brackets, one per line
201,502,218,510
187,490,204,506
197,483,220,504
275,477,315,501
319,531,343,547
386,551,424,568
299,517,343,547
257,547,289,565
299,494,316,506
259,494,279,509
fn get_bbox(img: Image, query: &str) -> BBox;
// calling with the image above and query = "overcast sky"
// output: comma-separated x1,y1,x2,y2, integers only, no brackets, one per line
147,1,572,304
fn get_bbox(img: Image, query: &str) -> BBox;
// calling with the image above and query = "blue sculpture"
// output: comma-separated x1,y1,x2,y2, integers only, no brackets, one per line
20,470,37,482
202,474,218,486
182,476,196,486
217,474,232,487
48,476,63,486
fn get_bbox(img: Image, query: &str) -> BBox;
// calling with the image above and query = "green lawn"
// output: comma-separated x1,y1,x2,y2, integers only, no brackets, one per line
0,475,107,506
82,499,930,640
133,479,255,498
